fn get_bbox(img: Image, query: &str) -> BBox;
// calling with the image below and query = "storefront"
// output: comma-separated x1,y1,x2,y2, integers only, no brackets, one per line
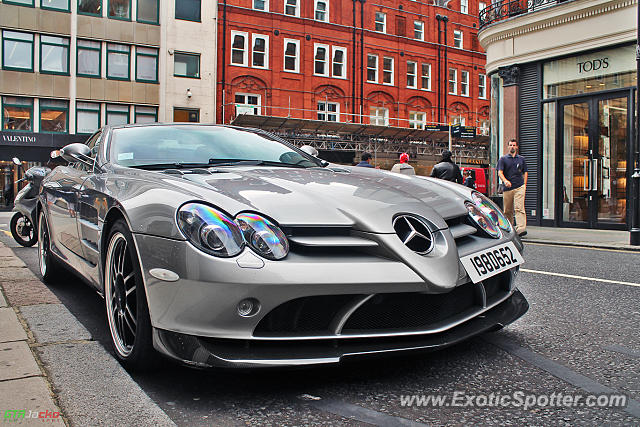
490,43,637,230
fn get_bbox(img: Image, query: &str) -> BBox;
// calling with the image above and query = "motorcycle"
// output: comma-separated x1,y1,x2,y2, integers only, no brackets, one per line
10,158,50,247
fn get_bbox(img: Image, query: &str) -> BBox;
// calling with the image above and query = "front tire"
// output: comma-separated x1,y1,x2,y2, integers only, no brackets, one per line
38,210,63,282
104,219,159,371
11,213,37,247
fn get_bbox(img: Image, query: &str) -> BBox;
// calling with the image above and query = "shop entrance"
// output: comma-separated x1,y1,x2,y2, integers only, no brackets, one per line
558,92,630,229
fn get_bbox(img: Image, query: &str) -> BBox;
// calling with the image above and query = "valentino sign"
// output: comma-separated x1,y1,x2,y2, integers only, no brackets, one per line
1,134,36,143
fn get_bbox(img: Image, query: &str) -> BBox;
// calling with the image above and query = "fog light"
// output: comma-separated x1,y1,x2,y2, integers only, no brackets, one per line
237,298,260,317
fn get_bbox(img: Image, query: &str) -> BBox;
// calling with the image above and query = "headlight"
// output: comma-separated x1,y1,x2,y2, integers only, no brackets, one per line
471,191,512,232
177,203,244,257
235,213,289,260
465,202,501,239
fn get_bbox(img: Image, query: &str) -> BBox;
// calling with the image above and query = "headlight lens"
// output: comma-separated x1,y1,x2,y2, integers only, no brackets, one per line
235,213,289,260
466,202,501,239
177,203,244,257
471,191,512,232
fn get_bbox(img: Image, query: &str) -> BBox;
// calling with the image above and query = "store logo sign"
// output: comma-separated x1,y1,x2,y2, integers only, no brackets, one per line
577,57,609,73
1,134,36,143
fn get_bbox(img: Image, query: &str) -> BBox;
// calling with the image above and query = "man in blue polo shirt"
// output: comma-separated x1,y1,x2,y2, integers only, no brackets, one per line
497,138,528,237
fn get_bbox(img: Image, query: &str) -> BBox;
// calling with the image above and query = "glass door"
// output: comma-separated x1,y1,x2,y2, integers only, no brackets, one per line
560,101,590,225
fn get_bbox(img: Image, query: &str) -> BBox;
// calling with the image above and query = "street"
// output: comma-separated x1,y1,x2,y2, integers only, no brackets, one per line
1,211,639,426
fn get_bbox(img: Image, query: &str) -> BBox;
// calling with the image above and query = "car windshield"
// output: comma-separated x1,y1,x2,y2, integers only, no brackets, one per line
109,125,320,168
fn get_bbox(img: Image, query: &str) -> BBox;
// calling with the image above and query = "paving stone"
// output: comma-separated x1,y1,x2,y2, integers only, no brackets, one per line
0,288,6,307
20,304,91,344
0,247,15,257
0,341,41,381
1,279,60,306
0,256,26,268
0,307,28,343
0,377,64,425
0,267,38,281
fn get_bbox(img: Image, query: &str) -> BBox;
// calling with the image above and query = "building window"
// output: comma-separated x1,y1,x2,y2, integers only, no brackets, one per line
452,115,466,126
448,68,457,94
40,36,69,75
367,54,378,83
41,0,70,12
230,31,248,66
4,0,34,6
479,119,489,135
136,47,158,82
175,0,201,22
479,1,486,13
375,12,386,33
479,74,486,99
40,99,68,133
252,34,269,69
2,31,34,72
77,40,101,77
253,0,267,11
106,104,130,125
174,52,200,78
137,0,158,24
284,0,298,16
461,70,469,96
409,111,426,129
460,0,468,14
332,46,346,78
414,21,424,41
173,108,199,122
382,57,393,85
78,0,101,15
315,0,328,22
76,102,100,134
421,63,431,90
107,43,130,80
370,107,388,126
318,101,339,122
453,30,463,49
407,61,417,89
283,39,299,73
2,97,32,131
108,0,130,20
314,44,329,76
235,93,261,115
135,106,157,123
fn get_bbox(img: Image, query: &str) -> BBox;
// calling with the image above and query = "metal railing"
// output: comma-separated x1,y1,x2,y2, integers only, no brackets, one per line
479,0,570,29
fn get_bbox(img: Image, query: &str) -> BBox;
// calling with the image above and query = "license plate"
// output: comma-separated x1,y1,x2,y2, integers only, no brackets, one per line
460,241,524,283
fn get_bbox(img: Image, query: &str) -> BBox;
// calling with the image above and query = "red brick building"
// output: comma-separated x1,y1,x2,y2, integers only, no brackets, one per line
217,0,489,133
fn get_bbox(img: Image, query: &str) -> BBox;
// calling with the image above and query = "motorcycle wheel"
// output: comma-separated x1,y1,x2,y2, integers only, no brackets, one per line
10,213,37,247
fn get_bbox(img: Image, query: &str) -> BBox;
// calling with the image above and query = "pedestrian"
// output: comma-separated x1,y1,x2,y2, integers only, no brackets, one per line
430,150,463,183
497,138,528,237
390,153,415,175
356,152,375,168
463,170,475,189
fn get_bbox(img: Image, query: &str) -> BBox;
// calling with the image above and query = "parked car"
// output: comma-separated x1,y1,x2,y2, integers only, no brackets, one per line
461,167,489,195
38,124,527,370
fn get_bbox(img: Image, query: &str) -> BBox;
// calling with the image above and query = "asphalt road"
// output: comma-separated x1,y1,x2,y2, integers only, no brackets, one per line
1,211,639,426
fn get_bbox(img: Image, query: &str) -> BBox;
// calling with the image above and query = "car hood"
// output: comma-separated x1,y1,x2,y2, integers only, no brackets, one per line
154,165,469,234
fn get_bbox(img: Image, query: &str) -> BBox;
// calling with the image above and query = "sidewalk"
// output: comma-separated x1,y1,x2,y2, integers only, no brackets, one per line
0,241,175,426
522,226,640,251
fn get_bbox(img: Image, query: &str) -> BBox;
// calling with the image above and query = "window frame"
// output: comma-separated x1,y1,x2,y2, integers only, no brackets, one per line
251,34,269,69
374,11,386,33
284,0,299,17
479,1,487,13
314,0,328,22
40,0,71,12
461,70,469,96
448,68,457,95
313,43,329,77
252,0,268,11
409,111,426,130
406,61,417,89
453,30,463,49
1,97,33,132
382,56,394,86
106,43,131,81
234,93,261,116
332,46,347,79
39,35,70,76
175,0,201,22
173,107,200,122
414,20,424,41
135,46,158,83
39,99,69,134
317,101,340,122
460,0,468,14
421,63,431,91
3,0,34,7
230,30,249,67
77,0,103,17
283,38,300,73
134,105,158,123
76,39,102,78
1,31,34,73
366,54,378,83
370,107,388,126
173,51,201,78
137,0,159,24
107,0,131,21
479,73,487,99
106,103,130,125
75,101,101,135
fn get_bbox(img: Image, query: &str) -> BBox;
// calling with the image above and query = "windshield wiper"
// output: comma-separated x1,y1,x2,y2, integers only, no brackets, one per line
129,162,212,170
207,159,309,168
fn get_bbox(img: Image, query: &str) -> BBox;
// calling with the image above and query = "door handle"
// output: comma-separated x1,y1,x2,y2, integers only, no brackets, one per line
591,159,598,192
583,159,589,191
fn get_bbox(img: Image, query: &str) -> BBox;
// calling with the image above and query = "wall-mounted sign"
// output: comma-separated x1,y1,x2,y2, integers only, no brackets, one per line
543,45,635,86
452,125,476,139
0,131,83,148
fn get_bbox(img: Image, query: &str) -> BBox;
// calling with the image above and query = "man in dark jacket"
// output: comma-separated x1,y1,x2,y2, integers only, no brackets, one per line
356,152,375,168
430,150,463,183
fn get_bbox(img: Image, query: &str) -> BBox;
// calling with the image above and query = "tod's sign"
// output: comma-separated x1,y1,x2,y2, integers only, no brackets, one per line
577,57,609,73
543,45,635,86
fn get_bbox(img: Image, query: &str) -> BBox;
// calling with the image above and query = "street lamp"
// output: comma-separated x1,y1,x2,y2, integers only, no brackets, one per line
631,3,640,245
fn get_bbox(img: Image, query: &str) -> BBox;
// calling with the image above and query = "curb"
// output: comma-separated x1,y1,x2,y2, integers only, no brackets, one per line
0,242,175,426
522,238,640,252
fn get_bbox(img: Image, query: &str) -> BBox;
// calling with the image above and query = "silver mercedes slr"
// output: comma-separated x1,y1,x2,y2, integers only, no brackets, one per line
37,123,528,370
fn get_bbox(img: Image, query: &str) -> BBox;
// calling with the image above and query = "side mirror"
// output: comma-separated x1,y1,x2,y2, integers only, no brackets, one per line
50,150,60,159
60,143,92,165
12,157,21,166
299,145,319,157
